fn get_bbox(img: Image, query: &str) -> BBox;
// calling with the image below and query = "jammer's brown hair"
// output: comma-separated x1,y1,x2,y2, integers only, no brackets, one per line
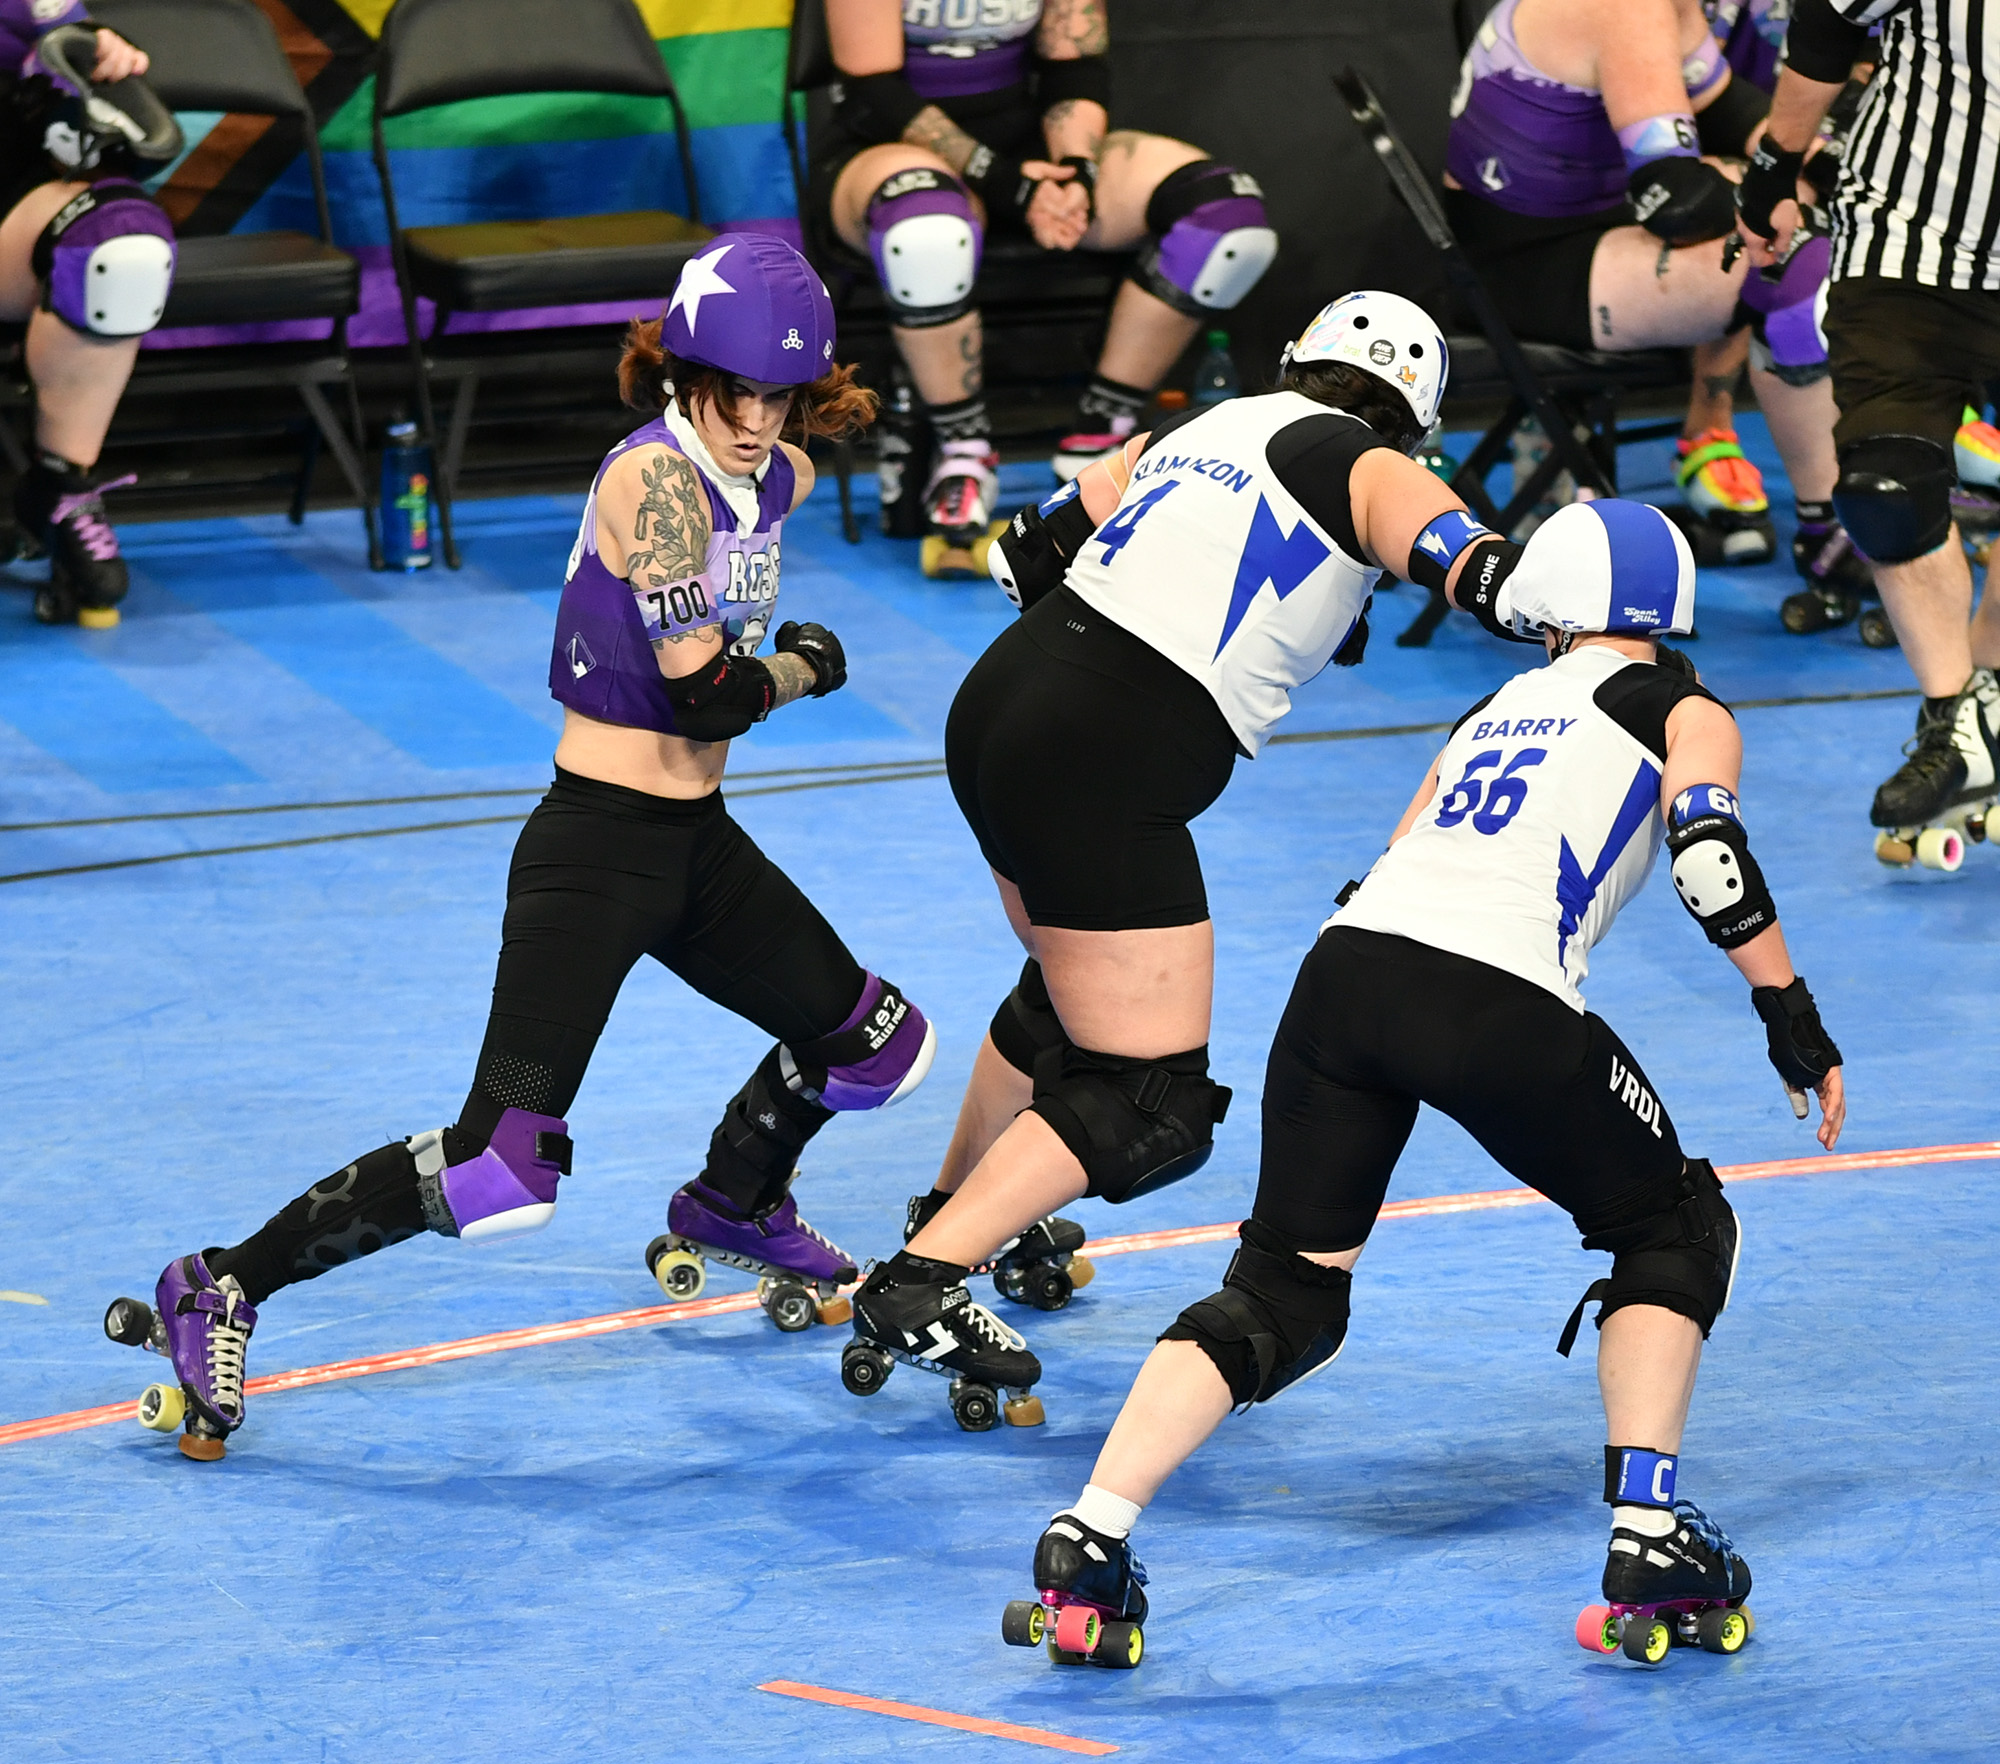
1274,359,1426,454
617,317,877,442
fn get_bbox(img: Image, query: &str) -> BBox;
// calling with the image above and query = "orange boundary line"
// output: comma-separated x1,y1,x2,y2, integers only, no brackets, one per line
759,1679,1116,1755
5,1139,1993,1451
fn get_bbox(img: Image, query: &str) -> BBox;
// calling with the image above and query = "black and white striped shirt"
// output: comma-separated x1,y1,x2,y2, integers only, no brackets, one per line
1828,0,2000,289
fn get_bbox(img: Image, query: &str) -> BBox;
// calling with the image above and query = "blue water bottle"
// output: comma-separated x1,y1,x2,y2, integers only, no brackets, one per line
1191,330,1240,407
379,420,434,571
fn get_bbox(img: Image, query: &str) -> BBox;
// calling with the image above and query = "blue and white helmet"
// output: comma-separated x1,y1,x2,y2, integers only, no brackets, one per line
1503,500,1697,639
1279,289,1448,445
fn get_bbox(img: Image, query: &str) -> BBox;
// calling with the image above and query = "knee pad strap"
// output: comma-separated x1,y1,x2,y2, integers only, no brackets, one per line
701,1046,835,1214
423,1108,572,1245
1162,1219,1350,1406
1031,1043,1232,1203
1558,1158,1738,1355
32,179,175,338
782,972,936,1111
988,957,1064,1077
1131,160,1277,317
1833,433,1956,564
867,167,982,328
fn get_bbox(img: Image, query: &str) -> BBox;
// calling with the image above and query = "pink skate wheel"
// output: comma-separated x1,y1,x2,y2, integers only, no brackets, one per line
1053,1605,1101,1655
1576,1604,1618,1654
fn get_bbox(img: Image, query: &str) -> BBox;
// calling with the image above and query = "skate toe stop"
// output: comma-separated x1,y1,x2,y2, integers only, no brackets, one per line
76,606,120,629
815,1295,853,1327
1003,1394,1046,1427
1068,1256,1096,1290
178,1432,226,1461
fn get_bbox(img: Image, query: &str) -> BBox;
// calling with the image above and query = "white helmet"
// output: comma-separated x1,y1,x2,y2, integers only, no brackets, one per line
1279,290,1448,445
1503,500,1697,640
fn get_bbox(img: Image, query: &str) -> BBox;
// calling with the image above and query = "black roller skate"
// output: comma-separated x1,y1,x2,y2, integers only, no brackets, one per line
1002,1513,1150,1669
16,453,135,629
904,1190,1095,1312
1781,519,1874,637
1869,668,2000,872
1576,1500,1753,1664
844,1249,1044,1432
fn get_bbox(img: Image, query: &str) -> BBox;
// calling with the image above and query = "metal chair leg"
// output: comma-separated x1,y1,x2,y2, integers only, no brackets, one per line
288,419,322,525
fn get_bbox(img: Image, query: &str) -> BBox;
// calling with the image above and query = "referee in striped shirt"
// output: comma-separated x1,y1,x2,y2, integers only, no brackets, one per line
1740,0,2000,834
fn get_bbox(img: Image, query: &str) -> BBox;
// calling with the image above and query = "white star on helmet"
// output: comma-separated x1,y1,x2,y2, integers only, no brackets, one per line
668,244,738,332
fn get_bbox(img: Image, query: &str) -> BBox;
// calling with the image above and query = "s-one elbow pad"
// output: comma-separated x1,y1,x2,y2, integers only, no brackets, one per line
1665,784,1776,947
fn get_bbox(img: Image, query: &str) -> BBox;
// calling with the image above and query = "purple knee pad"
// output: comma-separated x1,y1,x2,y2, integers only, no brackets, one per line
1137,162,1278,317
781,972,938,1111
867,165,982,327
1739,231,1830,379
31,178,176,338
413,1109,573,1244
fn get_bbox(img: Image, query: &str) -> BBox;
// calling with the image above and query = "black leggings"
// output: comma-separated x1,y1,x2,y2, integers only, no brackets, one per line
211,769,866,1303
1254,927,1685,1251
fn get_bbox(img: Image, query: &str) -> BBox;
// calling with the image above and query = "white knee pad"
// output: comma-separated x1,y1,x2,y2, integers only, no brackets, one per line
1180,224,1280,310
33,180,177,338
867,167,982,327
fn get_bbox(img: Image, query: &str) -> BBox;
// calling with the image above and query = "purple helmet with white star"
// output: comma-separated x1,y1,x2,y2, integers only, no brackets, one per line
662,234,837,387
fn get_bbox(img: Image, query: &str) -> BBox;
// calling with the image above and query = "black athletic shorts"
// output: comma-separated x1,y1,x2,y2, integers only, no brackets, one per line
1252,925,1687,1252
1824,275,2000,451
1445,187,1627,353
807,83,1041,240
945,587,1239,931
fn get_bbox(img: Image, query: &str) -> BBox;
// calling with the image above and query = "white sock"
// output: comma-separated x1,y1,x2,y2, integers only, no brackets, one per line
1613,1503,1677,1538
1066,1483,1143,1540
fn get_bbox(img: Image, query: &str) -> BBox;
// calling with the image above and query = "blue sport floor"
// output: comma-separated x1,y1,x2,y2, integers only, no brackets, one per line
2,419,1996,1762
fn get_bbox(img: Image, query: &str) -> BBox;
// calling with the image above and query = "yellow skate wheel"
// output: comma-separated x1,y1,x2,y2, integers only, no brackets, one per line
1002,1600,1046,1647
919,534,952,577
1067,1255,1096,1291
815,1294,853,1328
1874,831,1915,867
1091,1619,1143,1669
652,1248,705,1302
137,1383,184,1433
1003,1394,1046,1427
76,605,120,630
1695,1607,1749,1654
1046,1641,1091,1665
1622,1613,1671,1665
1916,826,1965,871
178,1431,226,1462
1737,1604,1755,1637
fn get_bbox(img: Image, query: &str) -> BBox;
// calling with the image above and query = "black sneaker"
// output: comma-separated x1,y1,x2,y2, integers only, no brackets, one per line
1602,1500,1752,1608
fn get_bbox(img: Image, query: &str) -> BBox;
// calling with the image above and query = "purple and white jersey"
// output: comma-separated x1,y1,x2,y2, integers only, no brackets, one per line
1707,0,1788,94
1,0,89,76
549,408,794,737
901,0,1042,102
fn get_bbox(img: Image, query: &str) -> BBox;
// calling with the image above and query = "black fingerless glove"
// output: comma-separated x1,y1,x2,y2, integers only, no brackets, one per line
774,620,846,697
962,141,1035,221
1751,975,1842,1090
1452,536,1542,644
1627,155,1740,244
1737,137,1805,240
1058,155,1097,220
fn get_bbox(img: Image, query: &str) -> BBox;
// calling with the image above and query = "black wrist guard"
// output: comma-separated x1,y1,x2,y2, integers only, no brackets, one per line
1452,536,1542,644
1738,139,1805,240
1058,154,1098,220
1036,51,1110,115
963,141,1034,220
831,70,927,145
1751,975,1842,1090
774,620,847,697
990,491,1096,611
665,651,776,742
1627,156,1739,244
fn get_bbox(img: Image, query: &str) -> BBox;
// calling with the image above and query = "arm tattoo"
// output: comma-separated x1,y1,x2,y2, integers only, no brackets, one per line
765,651,820,708
623,448,710,591
903,104,980,174
1041,97,1105,158
1036,0,1108,58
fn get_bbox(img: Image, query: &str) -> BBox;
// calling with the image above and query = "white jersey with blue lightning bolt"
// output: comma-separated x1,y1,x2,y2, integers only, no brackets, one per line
1332,646,1676,1011
1061,391,1382,755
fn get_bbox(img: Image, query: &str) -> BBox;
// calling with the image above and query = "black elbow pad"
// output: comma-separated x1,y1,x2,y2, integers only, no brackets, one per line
831,70,927,145
989,491,1097,611
1695,77,1769,159
1627,156,1739,244
665,652,776,742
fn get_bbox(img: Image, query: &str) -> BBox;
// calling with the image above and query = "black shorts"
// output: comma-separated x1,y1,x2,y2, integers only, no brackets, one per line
1252,926,1686,1251
1824,275,2000,451
945,587,1239,932
1445,187,1626,353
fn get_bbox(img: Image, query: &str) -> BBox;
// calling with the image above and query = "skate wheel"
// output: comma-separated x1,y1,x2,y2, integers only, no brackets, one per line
993,1265,1029,1305
1736,1604,1755,1637
1621,1611,1672,1665
840,1342,892,1397
75,605,120,630
1858,606,1900,649
1002,1394,1046,1428
1917,826,1965,871
814,1294,852,1328
762,1280,818,1334
137,1382,184,1433
950,1379,1001,1432
1067,1255,1096,1291
1874,830,1915,867
178,1430,226,1462
919,534,951,577
1575,1604,1619,1655
650,1246,705,1302
1026,1265,1074,1312
1695,1606,1750,1654
1053,1604,1101,1655
104,1297,155,1348
1001,1600,1046,1648
1092,1619,1144,1669
1046,1642,1091,1665
1966,812,1989,845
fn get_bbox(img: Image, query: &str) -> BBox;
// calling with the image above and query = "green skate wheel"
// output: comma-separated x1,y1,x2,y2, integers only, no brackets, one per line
1696,1607,1749,1654
840,1342,892,1397
761,1280,817,1334
1092,1619,1144,1669
1001,1600,1045,1648
1621,1612,1671,1665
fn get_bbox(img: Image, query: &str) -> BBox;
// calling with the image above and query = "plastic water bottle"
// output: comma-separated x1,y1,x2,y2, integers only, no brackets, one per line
379,420,434,570
1191,331,1239,407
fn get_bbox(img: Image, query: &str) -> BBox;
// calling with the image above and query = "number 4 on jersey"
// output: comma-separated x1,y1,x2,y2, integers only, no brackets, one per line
1091,480,1179,565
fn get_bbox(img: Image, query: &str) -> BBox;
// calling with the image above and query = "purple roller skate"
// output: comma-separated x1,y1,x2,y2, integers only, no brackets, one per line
646,1175,858,1333
102,1253,257,1460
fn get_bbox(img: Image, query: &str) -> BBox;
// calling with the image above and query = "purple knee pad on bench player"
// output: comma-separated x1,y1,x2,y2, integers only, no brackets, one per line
1738,231,1830,382
780,971,938,1111
413,1108,573,1244
1135,161,1278,318
31,178,175,338
866,166,982,327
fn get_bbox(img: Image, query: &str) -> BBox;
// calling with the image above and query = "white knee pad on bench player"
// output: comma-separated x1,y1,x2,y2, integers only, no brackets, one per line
32,179,175,338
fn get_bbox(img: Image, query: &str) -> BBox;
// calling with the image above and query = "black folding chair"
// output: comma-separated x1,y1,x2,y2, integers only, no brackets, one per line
63,0,376,559
373,0,709,566
1334,67,1686,645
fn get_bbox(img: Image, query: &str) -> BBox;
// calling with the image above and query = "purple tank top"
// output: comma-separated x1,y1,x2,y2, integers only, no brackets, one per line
0,0,88,75
548,414,794,737
901,0,1041,102
1708,0,1784,95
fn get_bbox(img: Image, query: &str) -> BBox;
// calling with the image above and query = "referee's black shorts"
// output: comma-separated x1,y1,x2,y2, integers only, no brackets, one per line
945,587,1239,932
1825,274,2000,450
1252,926,1688,1252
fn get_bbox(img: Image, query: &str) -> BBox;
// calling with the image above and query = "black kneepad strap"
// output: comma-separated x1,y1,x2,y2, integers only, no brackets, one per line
988,957,1065,1076
1162,1219,1351,1407
1558,1158,1738,1356
1031,1044,1231,1203
700,1046,834,1214
1833,433,1956,565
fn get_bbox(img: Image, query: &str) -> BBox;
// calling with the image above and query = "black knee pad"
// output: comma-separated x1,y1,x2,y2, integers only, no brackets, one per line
988,958,1064,1077
1161,1218,1350,1406
1833,433,1956,564
1030,1042,1232,1203
1557,1158,1739,1356
699,1045,836,1215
